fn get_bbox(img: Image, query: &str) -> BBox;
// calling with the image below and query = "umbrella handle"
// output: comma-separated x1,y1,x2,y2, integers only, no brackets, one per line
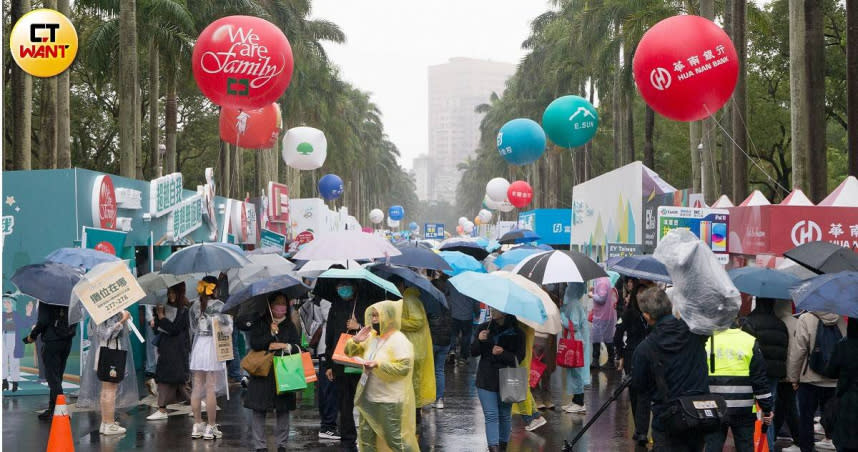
126,320,145,343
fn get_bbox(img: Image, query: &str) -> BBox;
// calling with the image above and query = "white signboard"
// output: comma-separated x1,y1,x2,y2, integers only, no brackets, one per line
149,173,184,217
167,195,203,241
73,264,146,325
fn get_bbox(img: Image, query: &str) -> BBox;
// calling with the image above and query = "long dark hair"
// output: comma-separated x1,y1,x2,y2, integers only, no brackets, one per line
168,282,189,308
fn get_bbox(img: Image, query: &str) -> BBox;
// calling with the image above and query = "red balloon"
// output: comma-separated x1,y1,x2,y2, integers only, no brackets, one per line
633,15,738,122
192,16,294,109
507,181,533,208
219,103,282,149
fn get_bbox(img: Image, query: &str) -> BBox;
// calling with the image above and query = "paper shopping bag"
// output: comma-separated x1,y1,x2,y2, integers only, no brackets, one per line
332,333,364,368
273,354,307,394
301,352,317,383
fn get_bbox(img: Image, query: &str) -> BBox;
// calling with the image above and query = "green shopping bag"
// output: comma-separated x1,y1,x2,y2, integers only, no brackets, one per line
301,332,309,349
273,354,308,394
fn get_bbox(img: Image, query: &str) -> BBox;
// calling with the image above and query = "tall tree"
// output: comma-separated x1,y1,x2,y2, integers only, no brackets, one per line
56,0,72,168
700,0,718,202
119,0,138,177
732,0,750,200
39,0,59,169
10,0,32,170
148,39,160,177
789,0,809,190
806,0,828,200
846,0,857,176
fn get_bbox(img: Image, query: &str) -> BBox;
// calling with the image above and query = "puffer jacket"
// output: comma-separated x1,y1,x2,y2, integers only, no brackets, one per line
741,299,789,379
786,311,846,387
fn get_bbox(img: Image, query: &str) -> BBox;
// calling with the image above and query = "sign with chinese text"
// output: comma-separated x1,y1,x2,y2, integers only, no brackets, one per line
295,230,314,245
518,209,572,245
149,173,184,217
91,175,117,229
658,207,730,264
2,216,14,236
423,223,445,240
212,318,234,362
167,195,203,241
267,182,289,223
260,228,287,250
73,263,145,325
607,243,645,258
728,205,858,256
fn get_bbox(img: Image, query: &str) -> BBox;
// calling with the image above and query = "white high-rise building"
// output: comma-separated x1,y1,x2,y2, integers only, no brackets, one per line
426,57,515,204
413,154,432,201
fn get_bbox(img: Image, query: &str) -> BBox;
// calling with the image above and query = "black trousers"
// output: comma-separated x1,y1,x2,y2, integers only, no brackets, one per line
774,381,800,441
41,339,72,411
336,372,361,447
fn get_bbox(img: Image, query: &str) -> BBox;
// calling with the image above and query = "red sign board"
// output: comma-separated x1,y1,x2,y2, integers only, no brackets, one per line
728,205,858,256
267,182,290,223
295,230,314,245
91,175,117,230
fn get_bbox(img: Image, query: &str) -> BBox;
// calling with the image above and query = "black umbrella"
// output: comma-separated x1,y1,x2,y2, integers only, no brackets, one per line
366,264,448,314
512,250,607,284
11,262,85,306
383,243,452,271
784,241,858,274
498,229,541,245
223,274,310,316
439,240,490,261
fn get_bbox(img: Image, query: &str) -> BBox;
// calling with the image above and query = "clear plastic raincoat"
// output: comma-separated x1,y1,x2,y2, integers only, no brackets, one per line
399,288,436,407
512,322,536,417
77,313,140,410
561,283,592,395
345,300,419,452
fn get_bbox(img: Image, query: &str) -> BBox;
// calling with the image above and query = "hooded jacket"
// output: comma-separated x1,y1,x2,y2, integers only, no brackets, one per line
631,315,710,432
741,299,789,379
400,288,436,407
471,314,526,392
786,311,846,387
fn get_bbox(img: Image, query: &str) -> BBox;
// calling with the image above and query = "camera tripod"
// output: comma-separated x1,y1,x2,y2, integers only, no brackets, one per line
562,375,633,452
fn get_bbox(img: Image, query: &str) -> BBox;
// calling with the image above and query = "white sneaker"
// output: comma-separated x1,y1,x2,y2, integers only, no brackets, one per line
814,422,825,435
435,398,445,409
146,410,168,420
191,422,205,439
525,416,548,432
146,379,158,397
101,422,126,436
781,446,801,452
564,403,587,414
203,424,222,440
815,439,836,450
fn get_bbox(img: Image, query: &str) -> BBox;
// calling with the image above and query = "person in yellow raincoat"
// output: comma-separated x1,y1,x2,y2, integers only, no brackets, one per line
345,300,419,452
512,323,548,432
398,286,436,412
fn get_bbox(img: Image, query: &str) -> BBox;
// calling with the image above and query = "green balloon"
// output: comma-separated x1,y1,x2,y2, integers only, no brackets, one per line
542,95,599,148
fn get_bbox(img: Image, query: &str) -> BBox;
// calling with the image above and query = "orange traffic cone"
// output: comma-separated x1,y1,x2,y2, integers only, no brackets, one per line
46,394,74,452
753,418,769,452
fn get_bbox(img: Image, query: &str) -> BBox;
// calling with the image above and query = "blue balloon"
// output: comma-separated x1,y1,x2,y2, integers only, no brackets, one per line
318,174,344,200
388,205,404,221
496,118,546,165
408,222,419,231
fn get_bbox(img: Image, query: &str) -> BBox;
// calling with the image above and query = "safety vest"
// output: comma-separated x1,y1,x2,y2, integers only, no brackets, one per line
705,328,761,415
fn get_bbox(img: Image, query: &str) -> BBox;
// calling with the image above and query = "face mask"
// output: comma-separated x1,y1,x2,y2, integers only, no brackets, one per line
337,286,354,299
271,305,288,318
372,322,381,335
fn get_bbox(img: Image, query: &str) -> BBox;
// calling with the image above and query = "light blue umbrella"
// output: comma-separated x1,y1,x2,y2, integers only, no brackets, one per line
439,251,486,276
314,267,402,303
608,255,672,283
494,248,544,270
46,247,121,270
449,271,547,323
161,243,251,275
728,267,800,300
791,272,858,318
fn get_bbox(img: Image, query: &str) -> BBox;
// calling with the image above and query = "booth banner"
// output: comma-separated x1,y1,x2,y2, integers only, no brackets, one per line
82,226,127,256
267,182,289,223
260,228,287,250
607,243,645,258
518,209,572,245
572,162,643,247
643,190,693,251
73,264,146,325
149,173,184,217
424,223,445,240
657,207,729,264
167,195,203,241
91,175,118,229
494,221,517,240
212,318,234,362
728,205,858,256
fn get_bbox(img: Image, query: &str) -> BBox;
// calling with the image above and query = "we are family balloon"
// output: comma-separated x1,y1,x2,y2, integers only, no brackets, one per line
192,16,293,109
282,126,327,170
219,103,281,149
633,15,738,122
369,209,384,224
507,180,534,208
317,174,344,201
485,177,511,202
496,118,546,165
542,95,599,148
388,205,405,221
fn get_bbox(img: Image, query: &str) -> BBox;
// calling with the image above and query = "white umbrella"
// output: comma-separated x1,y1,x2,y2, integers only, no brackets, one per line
293,231,401,261
296,259,361,278
492,271,562,334
136,271,200,305
227,254,296,293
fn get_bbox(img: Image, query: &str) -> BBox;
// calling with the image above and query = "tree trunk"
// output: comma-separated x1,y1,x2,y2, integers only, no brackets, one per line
56,0,71,168
700,0,717,203
732,0,749,201
847,0,858,177
39,77,57,169
230,145,243,198
149,39,160,178
218,141,231,197
644,106,655,169
11,0,32,170
612,30,622,169
690,122,702,193
789,0,809,191
136,79,144,179
805,0,827,201
255,148,278,196
119,0,138,177
165,67,177,173
722,0,735,198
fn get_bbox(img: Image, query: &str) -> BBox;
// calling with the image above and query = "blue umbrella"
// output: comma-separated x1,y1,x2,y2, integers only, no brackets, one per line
727,267,800,300
474,237,501,253
45,247,121,270
11,262,85,306
161,243,251,275
498,229,541,245
440,240,490,260
387,244,452,271
223,274,310,314
367,264,448,313
494,248,544,270
439,251,486,276
608,255,672,283
313,267,402,303
791,272,858,318
449,271,547,323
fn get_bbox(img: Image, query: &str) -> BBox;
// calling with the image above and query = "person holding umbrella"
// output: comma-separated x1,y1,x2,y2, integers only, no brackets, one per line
560,283,591,414
146,282,191,421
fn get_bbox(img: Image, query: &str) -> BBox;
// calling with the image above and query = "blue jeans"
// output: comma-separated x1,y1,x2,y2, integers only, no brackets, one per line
766,378,778,452
227,329,245,380
433,344,450,400
144,324,158,376
451,319,473,359
477,388,512,447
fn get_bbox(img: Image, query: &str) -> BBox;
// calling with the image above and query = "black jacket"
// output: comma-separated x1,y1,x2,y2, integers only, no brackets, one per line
428,308,453,347
29,304,76,343
471,316,526,392
322,295,373,377
741,300,789,379
243,314,301,412
631,315,710,432
825,336,858,449
154,306,191,384
614,304,649,370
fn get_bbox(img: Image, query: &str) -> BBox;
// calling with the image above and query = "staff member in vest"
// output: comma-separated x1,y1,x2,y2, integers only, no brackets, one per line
704,324,774,452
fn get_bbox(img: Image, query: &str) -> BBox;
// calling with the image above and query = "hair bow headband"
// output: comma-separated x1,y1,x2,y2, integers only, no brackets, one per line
197,281,216,296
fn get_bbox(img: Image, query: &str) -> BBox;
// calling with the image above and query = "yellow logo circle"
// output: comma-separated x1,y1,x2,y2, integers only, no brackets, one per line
9,9,78,78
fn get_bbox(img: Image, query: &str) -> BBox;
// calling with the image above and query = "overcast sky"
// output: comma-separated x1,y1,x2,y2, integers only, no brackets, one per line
310,1,552,170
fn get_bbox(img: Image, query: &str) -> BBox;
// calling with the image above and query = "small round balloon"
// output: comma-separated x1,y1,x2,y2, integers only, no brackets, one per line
498,200,515,213
463,221,475,234
478,209,493,224
456,225,464,235
458,217,468,227
633,15,739,122
409,222,419,231
192,16,294,109
483,195,501,210
507,181,534,208
219,103,281,149
485,177,511,202
282,126,327,170
542,95,599,148
388,205,404,221
388,218,400,228
318,174,344,201
474,216,482,226
369,209,384,224
496,118,546,165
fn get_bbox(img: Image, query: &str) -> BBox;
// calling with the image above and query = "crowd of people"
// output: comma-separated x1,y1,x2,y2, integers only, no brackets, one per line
19,256,858,452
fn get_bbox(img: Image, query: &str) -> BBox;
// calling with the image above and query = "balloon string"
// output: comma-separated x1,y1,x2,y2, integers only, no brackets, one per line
703,104,790,196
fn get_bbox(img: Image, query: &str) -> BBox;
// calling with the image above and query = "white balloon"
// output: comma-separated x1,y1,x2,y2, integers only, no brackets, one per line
463,221,475,234
498,201,515,213
387,218,400,228
369,209,384,224
282,126,327,170
486,177,511,202
458,217,468,227
483,195,502,210
478,209,493,223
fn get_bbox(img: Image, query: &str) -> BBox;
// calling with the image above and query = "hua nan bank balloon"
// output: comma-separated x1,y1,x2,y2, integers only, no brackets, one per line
388,205,404,221
496,118,546,165
282,126,327,170
318,174,344,201
633,15,739,122
219,103,281,149
542,95,599,148
192,16,294,110
507,180,533,208
369,209,384,224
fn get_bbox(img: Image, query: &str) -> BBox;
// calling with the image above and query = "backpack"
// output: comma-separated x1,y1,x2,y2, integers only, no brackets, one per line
807,318,842,374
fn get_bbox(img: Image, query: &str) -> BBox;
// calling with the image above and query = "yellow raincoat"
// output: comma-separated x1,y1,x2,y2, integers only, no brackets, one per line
345,300,419,452
512,323,536,417
399,287,436,407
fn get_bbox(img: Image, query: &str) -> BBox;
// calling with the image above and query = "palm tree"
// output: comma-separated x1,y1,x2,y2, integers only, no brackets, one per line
849,0,857,176
789,0,808,191
56,0,72,168
119,0,138,177
10,0,32,170
732,0,749,200
39,0,58,169
805,0,827,200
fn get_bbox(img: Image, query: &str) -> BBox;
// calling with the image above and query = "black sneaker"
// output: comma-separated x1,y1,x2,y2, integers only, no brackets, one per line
319,429,341,440
240,376,248,389
38,409,52,420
